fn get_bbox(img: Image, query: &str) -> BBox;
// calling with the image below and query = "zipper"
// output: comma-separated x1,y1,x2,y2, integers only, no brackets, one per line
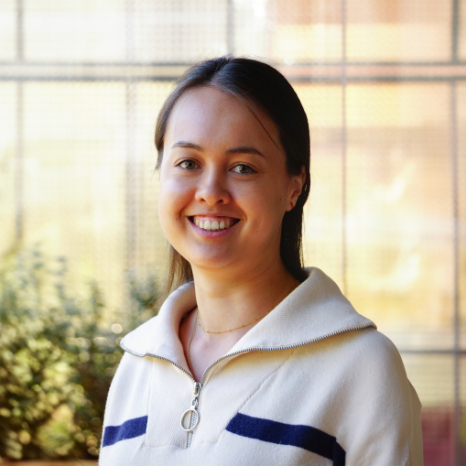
181,381,202,447
196,322,375,387
122,322,374,448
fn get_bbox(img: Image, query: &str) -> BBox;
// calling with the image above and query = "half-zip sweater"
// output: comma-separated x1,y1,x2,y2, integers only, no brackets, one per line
99,267,423,466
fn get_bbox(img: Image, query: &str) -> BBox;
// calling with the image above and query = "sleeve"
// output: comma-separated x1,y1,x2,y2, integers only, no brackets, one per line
341,330,424,466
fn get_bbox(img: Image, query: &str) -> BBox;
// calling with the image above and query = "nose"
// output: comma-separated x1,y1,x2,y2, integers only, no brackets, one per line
194,168,231,206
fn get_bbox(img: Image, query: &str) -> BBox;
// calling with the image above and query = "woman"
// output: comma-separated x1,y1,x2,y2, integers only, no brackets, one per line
100,56,423,466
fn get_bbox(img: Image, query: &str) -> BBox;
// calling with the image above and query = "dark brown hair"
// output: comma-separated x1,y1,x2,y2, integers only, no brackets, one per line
155,56,311,294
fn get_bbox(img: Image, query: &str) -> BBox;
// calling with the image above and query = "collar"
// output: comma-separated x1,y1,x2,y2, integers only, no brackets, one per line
120,267,376,369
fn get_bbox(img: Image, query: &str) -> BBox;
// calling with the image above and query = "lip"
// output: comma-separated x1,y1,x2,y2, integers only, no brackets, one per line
188,215,239,237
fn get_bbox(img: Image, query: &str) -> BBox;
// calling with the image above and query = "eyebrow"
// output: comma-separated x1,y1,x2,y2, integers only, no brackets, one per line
171,141,264,158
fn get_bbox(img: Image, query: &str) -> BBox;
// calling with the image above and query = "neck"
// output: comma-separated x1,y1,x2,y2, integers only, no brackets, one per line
190,259,300,338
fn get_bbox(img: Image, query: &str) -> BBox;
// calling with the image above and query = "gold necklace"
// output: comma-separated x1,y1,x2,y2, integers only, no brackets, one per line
186,307,271,374
197,307,274,334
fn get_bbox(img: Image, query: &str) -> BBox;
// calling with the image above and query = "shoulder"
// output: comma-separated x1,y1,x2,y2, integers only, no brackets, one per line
325,326,412,392
293,326,409,386
344,328,420,413
290,326,419,426
107,351,153,396
346,327,406,373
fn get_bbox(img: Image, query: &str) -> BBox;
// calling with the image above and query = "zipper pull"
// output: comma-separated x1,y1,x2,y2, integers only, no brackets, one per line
180,382,202,432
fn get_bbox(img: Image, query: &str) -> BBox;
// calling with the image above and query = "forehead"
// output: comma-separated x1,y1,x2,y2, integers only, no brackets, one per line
164,86,281,150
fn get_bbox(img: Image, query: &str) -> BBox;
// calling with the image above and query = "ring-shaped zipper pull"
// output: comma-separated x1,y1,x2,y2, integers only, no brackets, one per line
181,382,202,432
181,407,199,432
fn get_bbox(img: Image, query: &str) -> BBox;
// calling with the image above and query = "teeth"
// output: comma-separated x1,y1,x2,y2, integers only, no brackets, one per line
193,217,233,231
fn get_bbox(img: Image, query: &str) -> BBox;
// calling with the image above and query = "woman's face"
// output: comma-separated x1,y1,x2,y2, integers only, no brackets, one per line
158,86,303,276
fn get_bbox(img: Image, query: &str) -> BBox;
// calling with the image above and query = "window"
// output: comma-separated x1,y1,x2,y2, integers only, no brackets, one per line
0,1,464,463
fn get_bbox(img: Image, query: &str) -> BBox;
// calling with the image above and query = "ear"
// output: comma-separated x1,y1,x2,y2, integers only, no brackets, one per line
287,166,306,212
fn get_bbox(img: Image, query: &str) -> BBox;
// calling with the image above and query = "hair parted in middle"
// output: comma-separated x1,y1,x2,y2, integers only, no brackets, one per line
155,55,311,294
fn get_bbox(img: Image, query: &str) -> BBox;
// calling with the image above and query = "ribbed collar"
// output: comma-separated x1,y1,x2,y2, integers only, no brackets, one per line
120,267,375,370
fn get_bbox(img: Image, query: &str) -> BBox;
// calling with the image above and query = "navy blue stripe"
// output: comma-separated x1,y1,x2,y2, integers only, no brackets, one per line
102,415,148,447
226,413,346,465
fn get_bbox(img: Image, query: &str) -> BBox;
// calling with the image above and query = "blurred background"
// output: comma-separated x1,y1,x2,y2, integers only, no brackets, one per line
0,0,465,464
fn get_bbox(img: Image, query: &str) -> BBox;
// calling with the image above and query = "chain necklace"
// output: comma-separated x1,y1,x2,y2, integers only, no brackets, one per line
197,307,274,334
186,281,298,371
186,307,270,375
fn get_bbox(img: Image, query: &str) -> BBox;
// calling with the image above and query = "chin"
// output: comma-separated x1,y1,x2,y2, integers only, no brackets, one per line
181,250,238,273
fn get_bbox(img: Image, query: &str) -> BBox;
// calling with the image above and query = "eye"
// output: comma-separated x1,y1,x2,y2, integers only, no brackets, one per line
231,164,256,174
178,160,198,170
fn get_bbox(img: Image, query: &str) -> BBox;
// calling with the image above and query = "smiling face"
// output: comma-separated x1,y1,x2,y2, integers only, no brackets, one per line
158,86,304,278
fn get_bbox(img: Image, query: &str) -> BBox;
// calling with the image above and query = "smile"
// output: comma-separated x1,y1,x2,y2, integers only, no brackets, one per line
190,216,239,231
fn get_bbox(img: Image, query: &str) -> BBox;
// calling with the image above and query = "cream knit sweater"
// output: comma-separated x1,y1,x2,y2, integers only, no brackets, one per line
100,267,423,465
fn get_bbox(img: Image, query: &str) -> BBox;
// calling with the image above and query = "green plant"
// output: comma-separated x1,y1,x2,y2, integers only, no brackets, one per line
0,247,160,460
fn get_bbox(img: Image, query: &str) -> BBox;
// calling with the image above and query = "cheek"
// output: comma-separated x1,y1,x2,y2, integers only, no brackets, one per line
259,176,291,208
157,175,192,229
241,182,288,230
